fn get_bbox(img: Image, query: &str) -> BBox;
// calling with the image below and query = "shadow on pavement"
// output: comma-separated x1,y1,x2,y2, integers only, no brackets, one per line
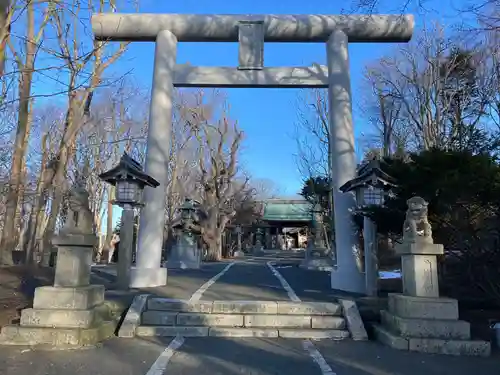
136,335,322,375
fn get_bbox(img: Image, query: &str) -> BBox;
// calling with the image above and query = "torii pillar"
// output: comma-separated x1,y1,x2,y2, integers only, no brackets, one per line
91,13,414,291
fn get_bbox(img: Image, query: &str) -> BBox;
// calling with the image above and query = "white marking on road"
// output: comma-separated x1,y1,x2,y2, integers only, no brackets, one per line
266,261,300,302
266,261,337,375
190,262,235,302
302,340,337,375
144,262,235,375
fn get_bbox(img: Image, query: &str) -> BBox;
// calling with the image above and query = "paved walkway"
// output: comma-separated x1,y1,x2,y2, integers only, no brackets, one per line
0,255,498,375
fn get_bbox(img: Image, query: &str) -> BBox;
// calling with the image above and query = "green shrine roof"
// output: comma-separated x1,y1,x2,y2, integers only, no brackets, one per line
260,199,312,222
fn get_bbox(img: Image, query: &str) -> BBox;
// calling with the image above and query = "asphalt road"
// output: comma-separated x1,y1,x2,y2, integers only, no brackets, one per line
0,255,498,375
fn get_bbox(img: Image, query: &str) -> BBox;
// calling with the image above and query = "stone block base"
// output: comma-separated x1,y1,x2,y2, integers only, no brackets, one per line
374,293,491,357
252,248,265,256
21,308,95,329
0,321,115,349
373,324,491,357
233,250,245,258
388,293,459,320
300,257,334,271
380,310,470,339
33,285,105,310
129,267,167,288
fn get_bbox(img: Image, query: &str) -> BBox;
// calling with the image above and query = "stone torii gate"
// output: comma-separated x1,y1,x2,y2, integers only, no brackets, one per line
92,13,414,292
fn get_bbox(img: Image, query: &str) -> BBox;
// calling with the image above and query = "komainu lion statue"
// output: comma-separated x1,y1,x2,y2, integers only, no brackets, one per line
402,196,433,242
63,180,94,235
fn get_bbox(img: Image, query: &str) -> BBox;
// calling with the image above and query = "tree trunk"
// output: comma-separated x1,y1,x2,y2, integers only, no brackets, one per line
0,1,35,264
205,236,222,262
0,0,10,77
40,146,74,266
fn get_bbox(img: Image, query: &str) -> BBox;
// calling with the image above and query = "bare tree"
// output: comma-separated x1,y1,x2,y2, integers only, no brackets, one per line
0,0,11,77
361,66,409,156
293,89,330,179
186,93,246,261
363,23,490,153
35,0,130,265
0,0,52,264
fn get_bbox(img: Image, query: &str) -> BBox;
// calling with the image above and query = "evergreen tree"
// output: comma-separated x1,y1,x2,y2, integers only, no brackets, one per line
358,149,500,304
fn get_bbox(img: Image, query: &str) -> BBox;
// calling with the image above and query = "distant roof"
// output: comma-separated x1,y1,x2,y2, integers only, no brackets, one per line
259,199,312,222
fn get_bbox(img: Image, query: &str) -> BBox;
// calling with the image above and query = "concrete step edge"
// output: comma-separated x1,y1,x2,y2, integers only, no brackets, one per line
135,325,351,339
141,311,346,329
146,299,342,315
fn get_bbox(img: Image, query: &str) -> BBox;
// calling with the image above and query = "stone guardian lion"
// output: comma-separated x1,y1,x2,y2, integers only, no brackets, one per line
402,196,433,242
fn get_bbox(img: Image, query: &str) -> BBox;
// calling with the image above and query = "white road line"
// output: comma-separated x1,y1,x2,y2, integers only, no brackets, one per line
144,262,235,375
266,261,337,375
266,261,301,302
190,262,235,302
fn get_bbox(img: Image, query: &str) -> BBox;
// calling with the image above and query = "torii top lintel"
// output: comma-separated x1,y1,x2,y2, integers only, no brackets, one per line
91,13,414,43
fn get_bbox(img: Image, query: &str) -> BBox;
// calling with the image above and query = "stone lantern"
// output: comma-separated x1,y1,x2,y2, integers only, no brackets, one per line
253,227,265,256
180,198,196,223
0,176,115,348
234,225,244,258
99,152,160,289
166,199,202,269
340,159,396,296
300,199,333,271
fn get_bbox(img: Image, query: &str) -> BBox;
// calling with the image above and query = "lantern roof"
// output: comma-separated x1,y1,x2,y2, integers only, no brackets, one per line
339,159,396,193
99,152,160,188
180,198,196,211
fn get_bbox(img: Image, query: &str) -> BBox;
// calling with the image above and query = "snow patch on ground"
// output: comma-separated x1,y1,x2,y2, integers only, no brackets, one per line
379,270,401,279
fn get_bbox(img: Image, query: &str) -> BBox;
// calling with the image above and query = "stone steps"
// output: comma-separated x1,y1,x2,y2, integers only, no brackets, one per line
135,298,351,339
146,299,343,315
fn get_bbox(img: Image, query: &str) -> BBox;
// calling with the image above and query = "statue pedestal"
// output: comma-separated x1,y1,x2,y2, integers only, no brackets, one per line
233,250,245,258
300,244,334,271
0,232,115,349
300,235,333,271
252,239,265,256
395,240,443,298
166,233,201,269
374,237,491,356
300,256,334,271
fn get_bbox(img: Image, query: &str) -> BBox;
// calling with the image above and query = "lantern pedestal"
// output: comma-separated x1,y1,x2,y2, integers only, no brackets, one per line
0,228,115,348
116,207,135,289
252,234,265,255
300,239,334,271
166,232,201,270
300,256,334,271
